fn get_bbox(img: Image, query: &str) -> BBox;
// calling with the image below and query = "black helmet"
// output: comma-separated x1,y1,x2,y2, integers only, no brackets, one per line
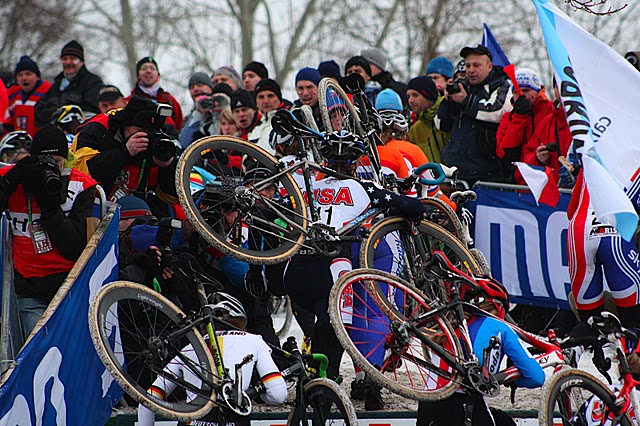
320,131,365,165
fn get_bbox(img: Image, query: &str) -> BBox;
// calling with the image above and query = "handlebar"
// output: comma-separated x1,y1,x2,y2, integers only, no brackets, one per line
272,109,324,140
412,163,446,186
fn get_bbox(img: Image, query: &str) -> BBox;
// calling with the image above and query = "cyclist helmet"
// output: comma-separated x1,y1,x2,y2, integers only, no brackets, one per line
268,129,294,150
379,110,408,135
51,105,84,133
208,292,247,329
0,131,32,163
320,130,366,165
464,277,510,319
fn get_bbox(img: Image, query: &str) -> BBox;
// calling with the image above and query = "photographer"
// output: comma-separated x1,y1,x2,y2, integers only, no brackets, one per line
438,45,513,184
0,124,96,339
73,96,180,217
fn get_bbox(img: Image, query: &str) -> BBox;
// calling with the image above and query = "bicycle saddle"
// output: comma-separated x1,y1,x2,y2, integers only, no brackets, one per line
271,109,322,139
428,250,477,287
339,73,365,94
450,190,477,204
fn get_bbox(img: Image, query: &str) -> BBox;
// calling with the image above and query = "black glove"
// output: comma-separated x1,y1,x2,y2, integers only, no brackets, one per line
512,95,531,115
0,156,37,196
21,162,61,215
244,268,267,298
131,248,160,271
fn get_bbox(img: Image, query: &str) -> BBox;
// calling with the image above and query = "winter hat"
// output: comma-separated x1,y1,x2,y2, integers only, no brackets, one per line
243,61,269,79
361,48,387,71
254,78,282,101
375,89,403,112
136,57,159,75
14,56,41,78
212,83,234,97
31,124,69,158
98,85,124,102
515,68,542,92
116,195,153,219
318,60,341,80
425,57,454,79
407,76,438,102
460,44,492,60
120,96,158,127
213,66,242,89
188,72,213,90
345,56,372,77
295,67,321,87
230,89,257,110
60,40,84,61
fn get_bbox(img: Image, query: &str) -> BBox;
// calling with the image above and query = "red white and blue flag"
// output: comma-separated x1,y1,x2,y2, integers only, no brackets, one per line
514,162,560,208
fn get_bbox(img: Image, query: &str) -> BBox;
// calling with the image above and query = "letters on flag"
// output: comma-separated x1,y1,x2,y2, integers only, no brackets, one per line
532,0,639,241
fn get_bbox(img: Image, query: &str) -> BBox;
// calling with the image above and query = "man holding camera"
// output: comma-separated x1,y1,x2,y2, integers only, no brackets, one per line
73,96,179,217
0,124,97,339
438,45,513,184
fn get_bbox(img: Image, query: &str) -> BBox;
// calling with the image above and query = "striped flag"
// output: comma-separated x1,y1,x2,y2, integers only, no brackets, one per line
532,0,639,241
514,162,560,207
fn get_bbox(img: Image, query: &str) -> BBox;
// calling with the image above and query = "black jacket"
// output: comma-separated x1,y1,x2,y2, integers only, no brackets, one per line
371,71,408,110
34,65,103,127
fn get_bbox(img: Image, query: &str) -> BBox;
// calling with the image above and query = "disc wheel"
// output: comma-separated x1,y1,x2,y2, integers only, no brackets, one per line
328,269,463,402
88,281,217,421
288,378,358,426
176,135,308,265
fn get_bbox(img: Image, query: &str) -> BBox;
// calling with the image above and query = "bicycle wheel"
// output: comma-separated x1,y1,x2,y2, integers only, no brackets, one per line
317,78,363,136
288,378,358,426
328,269,463,402
271,295,293,339
176,135,308,265
360,217,482,301
298,104,324,164
89,281,217,421
539,368,632,426
421,197,465,242
470,248,492,277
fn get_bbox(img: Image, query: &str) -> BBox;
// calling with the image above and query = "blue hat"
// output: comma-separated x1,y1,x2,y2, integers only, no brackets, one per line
318,60,341,80
295,67,321,87
375,89,403,112
425,57,454,79
116,196,152,219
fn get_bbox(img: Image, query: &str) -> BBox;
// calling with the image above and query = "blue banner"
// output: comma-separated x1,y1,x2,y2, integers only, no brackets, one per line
470,187,572,309
0,211,122,424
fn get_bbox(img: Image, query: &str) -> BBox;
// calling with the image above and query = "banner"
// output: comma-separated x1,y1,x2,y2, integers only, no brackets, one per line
471,187,572,309
0,211,122,425
532,0,639,241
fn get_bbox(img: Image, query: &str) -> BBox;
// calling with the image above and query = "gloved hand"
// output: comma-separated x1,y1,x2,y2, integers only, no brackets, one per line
512,95,531,115
558,165,575,189
0,155,37,196
460,207,474,228
244,268,267,298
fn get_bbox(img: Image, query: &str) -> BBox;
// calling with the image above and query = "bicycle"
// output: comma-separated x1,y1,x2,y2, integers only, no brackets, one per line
538,312,640,426
270,294,294,338
328,250,567,404
250,336,358,426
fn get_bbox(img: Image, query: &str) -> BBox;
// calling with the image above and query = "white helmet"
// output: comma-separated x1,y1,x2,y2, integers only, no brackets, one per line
208,292,247,328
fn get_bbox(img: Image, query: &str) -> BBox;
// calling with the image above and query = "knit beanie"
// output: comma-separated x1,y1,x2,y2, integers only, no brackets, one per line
295,67,321,87
375,89,403,112
60,40,84,61
31,124,69,158
98,85,125,102
116,195,153,219
14,56,41,78
230,89,257,110
188,72,213,90
318,60,341,80
515,68,542,92
361,48,387,71
213,66,242,89
345,56,372,77
212,83,234,97
254,78,282,101
407,76,438,102
243,61,269,79
136,57,159,75
120,96,158,127
425,57,454,79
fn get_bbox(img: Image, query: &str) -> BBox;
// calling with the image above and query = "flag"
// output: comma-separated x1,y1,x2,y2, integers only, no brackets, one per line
532,0,639,241
482,23,510,68
514,162,560,207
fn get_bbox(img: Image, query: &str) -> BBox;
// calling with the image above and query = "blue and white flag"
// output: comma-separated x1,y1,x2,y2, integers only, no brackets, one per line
532,0,639,241
482,23,510,68
0,212,122,425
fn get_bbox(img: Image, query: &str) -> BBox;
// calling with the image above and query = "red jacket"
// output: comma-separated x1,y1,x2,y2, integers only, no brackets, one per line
522,106,572,184
128,85,184,130
4,80,52,136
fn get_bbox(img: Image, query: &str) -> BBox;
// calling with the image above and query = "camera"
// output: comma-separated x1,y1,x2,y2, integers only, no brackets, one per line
155,217,182,268
147,104,177,162
446,77,470,95
544,142,558,152
37,155,62,195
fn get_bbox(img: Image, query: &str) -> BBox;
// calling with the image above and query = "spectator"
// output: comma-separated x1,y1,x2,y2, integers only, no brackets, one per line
4,56,51,136
454,59,466,80
230,89,272,153
425,57,454,94
187,84,233,145
318,60,341,81
254,78,285,115
406,76,449,164
219,108,241,137
438,44,513,184
34,40,103,127
211,65,242,91
179,72,214,148
242,61,269,92
128,57,183,131
97,85,127,114
361,47,408,108
496,68,554,184
0,124,96,338
293,67,323,130
73,96,179,217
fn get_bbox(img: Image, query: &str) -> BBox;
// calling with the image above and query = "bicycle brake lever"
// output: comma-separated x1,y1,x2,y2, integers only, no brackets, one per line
592,344,612,384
